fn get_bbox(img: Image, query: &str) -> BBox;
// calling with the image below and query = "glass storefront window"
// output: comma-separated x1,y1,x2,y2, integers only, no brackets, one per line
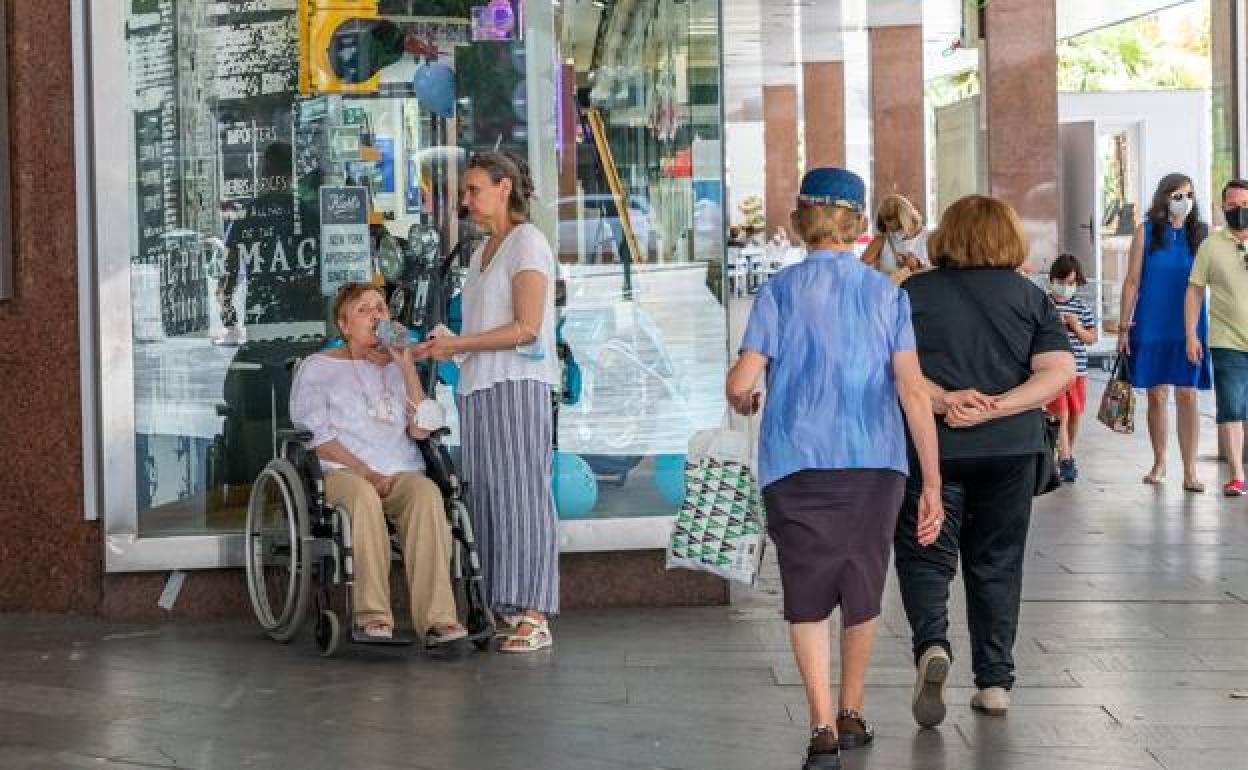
546,0,726,521
100,0,726,564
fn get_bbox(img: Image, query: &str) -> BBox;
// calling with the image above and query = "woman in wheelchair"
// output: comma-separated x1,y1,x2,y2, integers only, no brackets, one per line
290,283,468,647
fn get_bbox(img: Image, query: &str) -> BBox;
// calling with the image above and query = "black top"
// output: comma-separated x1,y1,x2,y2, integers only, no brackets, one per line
903,268,1072,460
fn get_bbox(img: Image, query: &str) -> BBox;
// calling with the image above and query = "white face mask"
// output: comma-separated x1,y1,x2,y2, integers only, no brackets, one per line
1169,197,1194,221
1051,283,1077,301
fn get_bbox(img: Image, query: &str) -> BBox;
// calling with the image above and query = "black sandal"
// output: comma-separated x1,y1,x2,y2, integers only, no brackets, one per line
836,709,875,750
802,726,841,770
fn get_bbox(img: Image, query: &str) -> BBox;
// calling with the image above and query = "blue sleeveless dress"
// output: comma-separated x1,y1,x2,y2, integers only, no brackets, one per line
1127,222,1212,390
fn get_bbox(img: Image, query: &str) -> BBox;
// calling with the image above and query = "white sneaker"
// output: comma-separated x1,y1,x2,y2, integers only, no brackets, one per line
971,686,1010,716
912,646,951,727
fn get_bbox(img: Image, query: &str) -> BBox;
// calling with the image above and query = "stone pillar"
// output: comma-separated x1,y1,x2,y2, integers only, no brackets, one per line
1211,0,1242,205
867,1,925,215
802,0,845,169
0,3,97,612
762,2,800,235
983,0,1059,268
763,86,800,233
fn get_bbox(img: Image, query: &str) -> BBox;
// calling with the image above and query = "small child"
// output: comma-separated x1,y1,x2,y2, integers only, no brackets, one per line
1046,254,1099,482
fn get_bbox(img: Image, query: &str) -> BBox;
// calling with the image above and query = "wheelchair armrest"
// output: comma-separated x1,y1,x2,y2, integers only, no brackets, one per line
278,428,315,444
416,435,458,498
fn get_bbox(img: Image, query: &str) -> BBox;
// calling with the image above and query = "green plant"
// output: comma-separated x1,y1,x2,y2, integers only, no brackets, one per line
1057,2,1210,92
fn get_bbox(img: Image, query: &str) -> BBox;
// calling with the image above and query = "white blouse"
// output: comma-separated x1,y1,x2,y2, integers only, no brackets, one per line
880,228,931,274
457,223,562,395
289,353,427,475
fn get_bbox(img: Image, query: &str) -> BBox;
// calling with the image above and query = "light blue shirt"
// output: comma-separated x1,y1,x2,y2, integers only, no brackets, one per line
741,250,916,488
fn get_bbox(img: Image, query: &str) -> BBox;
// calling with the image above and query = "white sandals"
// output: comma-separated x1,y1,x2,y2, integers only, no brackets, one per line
499,616,553,654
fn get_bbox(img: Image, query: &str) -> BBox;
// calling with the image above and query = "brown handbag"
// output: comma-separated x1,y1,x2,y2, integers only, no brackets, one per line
1097,354,1136,434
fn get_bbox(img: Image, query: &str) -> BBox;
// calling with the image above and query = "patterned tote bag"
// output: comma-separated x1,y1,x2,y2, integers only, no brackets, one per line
666,413,766,585
1097,354,1136,434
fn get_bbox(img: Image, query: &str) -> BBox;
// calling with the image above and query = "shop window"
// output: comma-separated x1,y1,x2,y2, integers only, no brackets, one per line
100,0,727,563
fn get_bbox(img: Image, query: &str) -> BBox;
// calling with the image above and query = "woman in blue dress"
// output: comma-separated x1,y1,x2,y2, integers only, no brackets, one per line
1118,173,1212,490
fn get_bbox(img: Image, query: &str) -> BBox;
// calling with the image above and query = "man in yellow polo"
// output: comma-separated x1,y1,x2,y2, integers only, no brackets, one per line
1186,179,1248,496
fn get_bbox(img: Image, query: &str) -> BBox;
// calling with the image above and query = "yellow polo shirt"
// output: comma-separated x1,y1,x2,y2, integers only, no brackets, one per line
1190,228,1248,352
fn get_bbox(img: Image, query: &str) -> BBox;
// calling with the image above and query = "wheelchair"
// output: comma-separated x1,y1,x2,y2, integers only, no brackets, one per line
243,390,495,657
244,228,495,656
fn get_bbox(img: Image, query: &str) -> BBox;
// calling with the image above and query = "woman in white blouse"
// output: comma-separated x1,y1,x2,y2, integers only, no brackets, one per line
861,193,930,282
290,283,467,646
416,151,561,654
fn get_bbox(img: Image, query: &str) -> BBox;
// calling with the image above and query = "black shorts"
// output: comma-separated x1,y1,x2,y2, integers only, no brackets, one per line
763,469,905,626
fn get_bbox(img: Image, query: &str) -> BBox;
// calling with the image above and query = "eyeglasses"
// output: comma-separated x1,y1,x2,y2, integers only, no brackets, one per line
1170,191,1196,202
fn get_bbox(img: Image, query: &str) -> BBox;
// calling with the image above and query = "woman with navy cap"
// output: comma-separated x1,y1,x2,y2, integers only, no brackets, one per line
727,168,944,770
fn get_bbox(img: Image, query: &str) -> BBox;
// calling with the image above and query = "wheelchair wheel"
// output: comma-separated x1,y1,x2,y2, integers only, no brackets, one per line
315,609,343,657
449,499,494,649
245,458,313,642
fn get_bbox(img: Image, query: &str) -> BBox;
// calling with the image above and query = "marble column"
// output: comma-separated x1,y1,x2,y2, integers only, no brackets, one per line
763,84,800,233
802,0,845,168
1211,0,1242,204
867,1,925,215
0,2,97,612
983,0,1059,268
762,1,800,235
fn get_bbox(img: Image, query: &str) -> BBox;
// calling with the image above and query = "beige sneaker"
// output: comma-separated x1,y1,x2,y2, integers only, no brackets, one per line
911,646,951,727
970,686,1010,716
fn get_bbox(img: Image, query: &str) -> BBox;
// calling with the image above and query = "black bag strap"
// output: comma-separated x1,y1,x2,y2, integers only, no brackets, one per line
1110,352,1131,383
943,271,1034,385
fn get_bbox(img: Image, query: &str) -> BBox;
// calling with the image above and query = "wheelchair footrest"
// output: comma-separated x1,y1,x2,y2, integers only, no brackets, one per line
350,631,415,647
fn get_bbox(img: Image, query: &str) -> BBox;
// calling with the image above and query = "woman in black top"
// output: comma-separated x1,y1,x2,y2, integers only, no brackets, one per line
895,195,1075,728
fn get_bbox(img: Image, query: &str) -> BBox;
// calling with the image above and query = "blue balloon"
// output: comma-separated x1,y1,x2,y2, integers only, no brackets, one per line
553,452,598,519
654,453,687,509
412,61,456,119
437,360,460,388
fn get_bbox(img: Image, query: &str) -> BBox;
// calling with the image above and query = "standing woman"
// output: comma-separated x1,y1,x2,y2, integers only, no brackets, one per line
727,168,944,770
417,151,562,653
860,193,929,282
1118,173,1212,490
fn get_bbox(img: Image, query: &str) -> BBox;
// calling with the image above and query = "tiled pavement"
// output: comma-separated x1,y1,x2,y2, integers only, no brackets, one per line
3,380,1248,769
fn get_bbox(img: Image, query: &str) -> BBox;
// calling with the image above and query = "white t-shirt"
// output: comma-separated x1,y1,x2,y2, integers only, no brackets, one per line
289,353,428,475
458,223,562,395
879,229,930,273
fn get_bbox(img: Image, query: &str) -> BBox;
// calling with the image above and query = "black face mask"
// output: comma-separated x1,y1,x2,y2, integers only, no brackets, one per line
1225,207,1248,231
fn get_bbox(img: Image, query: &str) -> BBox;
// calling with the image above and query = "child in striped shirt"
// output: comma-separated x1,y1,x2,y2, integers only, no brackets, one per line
1046,253,1099,482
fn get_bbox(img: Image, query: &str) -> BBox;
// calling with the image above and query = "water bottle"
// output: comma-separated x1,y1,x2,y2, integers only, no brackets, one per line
374,319,410,349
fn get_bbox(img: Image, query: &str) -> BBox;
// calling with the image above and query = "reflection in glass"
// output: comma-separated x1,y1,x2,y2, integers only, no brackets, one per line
123,0,726,536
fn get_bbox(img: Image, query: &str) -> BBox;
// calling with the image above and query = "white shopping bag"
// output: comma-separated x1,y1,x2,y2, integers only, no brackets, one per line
666,411,766,585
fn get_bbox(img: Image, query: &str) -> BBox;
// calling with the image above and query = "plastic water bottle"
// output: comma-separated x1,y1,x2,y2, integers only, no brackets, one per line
374,319,410,349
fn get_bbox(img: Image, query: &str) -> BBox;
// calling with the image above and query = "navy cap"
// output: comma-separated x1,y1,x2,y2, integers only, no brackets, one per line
797,167,866,212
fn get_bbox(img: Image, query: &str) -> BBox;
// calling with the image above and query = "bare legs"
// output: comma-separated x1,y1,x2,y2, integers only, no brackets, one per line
790,617,878,731
1144,386,1202,487
1144,386,1170,482
1222,422,1246,483
1176,388,1202,488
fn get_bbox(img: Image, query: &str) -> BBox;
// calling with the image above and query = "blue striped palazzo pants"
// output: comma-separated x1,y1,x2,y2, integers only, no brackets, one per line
458,379,560,615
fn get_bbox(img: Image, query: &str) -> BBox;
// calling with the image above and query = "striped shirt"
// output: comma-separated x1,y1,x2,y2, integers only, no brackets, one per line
1052,295,1096,374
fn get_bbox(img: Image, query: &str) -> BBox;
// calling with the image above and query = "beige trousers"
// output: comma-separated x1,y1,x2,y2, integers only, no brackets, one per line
323,470,457,634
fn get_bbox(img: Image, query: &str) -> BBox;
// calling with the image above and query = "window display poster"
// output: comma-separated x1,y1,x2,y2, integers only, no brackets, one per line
319,186,372,294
